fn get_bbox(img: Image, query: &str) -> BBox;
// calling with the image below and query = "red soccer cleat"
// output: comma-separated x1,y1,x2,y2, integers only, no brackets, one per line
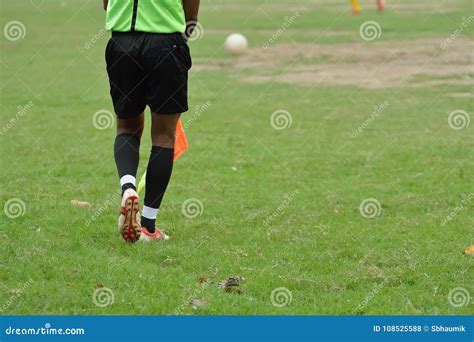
139,227,170,242
118,189,141,243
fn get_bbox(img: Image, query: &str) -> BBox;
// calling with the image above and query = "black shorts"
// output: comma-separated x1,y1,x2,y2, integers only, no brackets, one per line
105,31,192,118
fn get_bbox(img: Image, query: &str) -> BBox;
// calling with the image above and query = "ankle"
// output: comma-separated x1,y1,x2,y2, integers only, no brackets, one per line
121,183,136,196
141,217,156,233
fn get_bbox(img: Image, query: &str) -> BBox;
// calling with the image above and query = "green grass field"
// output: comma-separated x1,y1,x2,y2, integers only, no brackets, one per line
1,0,473,315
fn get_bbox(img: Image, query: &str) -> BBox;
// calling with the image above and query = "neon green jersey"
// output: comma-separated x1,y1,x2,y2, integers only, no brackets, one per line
105,0,185,33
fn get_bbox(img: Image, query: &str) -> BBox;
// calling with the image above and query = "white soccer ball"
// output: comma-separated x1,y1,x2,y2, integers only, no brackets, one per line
224,33,248,56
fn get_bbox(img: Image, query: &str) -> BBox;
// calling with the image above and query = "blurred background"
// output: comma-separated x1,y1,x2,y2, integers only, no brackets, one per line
0,0,472,315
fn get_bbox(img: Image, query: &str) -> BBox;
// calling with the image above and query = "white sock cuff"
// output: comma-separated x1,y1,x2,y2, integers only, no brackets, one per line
142,206,159,219
120,175,136,187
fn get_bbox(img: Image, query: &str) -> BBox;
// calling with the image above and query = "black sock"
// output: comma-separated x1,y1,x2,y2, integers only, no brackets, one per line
114,133,140,193
141,217,155,233
142,146,174,233
121,183,136,194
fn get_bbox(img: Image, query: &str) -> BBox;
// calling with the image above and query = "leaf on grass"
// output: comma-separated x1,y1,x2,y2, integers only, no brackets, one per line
71,200,92,207
218,276,245,294
196,276,207,284
225,287,243,294
190,299,206,310
95,283,104,289
463,245,474,255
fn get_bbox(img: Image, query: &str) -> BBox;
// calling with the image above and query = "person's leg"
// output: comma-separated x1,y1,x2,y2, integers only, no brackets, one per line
106,32,147,242
114,114,145,243
350,0,362,14
114,114,144,193
141,113,180,234
139,33,191,238
377,0,385,11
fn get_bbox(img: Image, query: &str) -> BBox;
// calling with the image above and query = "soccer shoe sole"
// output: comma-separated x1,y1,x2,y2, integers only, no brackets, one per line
119,196,141,243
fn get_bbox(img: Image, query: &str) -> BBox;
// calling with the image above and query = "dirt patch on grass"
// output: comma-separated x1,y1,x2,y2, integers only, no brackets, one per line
229,38,474,89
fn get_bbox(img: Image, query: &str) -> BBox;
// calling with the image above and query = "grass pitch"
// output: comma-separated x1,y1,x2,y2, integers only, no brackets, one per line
0,0,473,315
